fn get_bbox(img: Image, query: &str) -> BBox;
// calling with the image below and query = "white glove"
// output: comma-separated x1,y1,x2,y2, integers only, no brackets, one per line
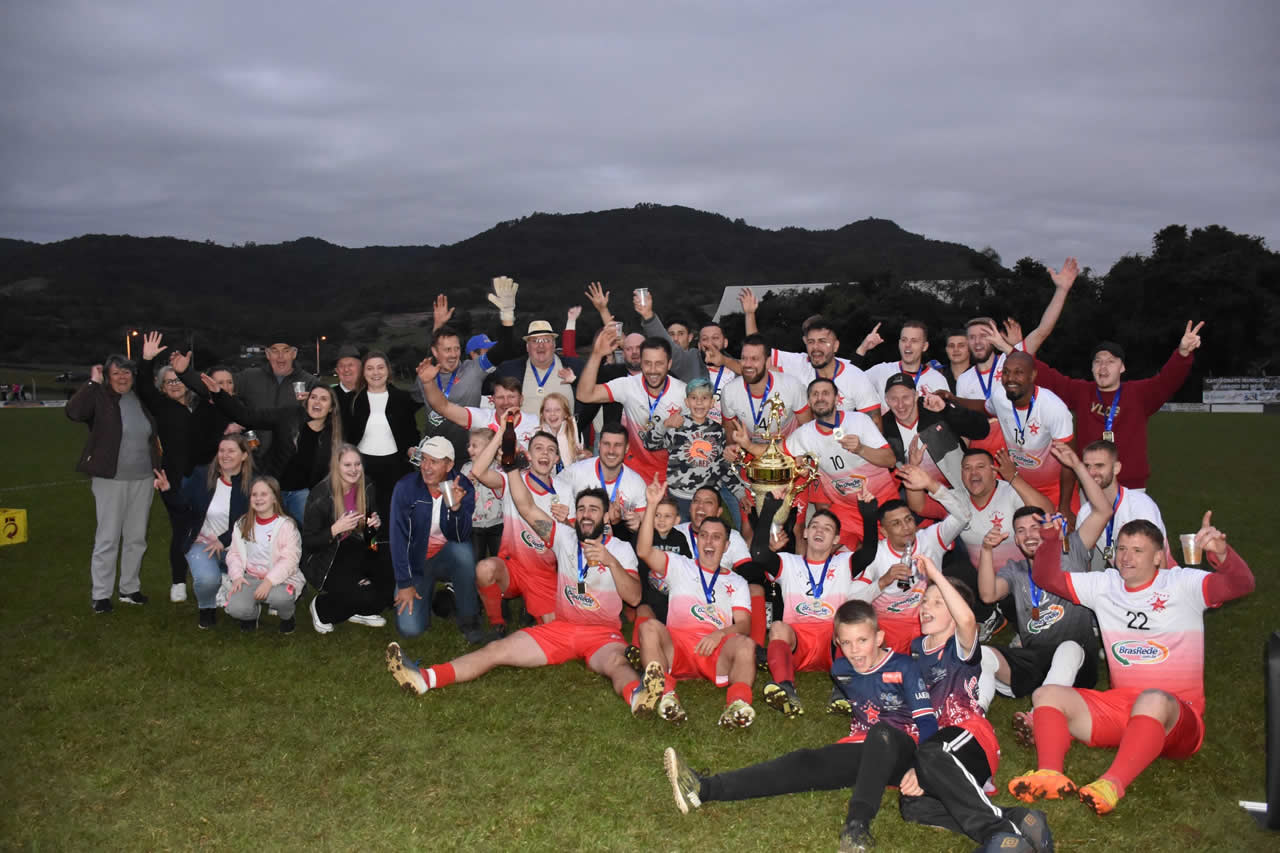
487,276,519,324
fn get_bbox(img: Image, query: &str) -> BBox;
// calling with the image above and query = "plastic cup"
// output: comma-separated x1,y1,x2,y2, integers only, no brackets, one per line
634,287,649,308
1179,533,1202,565
293,381,308,397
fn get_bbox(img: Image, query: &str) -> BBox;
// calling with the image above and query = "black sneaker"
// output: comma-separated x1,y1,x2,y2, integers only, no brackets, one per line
978,609,1006,643
826,684,853,716
198,609,216,630
837,819,874,852
1002,807,1054,853
624,644,642,671
432,583,456,619
240,619,257,632
754,643,769,672
119,591,149,605
93,598,113,614
279,617,296,634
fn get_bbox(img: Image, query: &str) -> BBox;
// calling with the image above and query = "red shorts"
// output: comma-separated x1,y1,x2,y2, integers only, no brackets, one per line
789,621,836,672
670,630,729,684
499,549,557,620
1076,687,1205,759
880,619,923,655
522,621,625,666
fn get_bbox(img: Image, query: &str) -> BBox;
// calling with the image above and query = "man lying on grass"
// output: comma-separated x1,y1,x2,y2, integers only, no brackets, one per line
385,478,647,709
663,574,1052,853
1009,510,1254,815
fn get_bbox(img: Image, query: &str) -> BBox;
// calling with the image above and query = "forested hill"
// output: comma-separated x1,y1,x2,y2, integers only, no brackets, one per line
0,205,1000,363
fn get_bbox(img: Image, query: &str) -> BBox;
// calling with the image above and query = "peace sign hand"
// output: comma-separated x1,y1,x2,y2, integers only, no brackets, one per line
1178,321,1205,356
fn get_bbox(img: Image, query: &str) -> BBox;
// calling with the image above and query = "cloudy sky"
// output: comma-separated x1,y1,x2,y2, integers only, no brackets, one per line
2,1,1277,270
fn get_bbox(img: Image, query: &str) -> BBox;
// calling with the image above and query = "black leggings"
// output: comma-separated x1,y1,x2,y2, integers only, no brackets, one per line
471,524,503,563
702,723,917,825
162,499,188,584
361,452,409,543
314,538,395,624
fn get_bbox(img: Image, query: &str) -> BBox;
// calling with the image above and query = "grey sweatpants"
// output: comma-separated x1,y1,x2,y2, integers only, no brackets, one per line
225,579,299,622
90,477,154,600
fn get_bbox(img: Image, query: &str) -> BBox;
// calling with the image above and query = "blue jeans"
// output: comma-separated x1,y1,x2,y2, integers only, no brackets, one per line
186,541,228,609
395,540,479,638
282,489,309,526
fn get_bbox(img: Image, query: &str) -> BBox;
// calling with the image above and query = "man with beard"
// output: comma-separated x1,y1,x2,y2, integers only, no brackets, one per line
577,327,687,485
385,482,648,709
740,292,881,428
719,335,810,446
696,321,738,425
1075,440,1170,570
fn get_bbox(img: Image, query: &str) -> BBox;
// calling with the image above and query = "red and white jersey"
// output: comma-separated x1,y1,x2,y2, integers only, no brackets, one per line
1077,487,1171,570
706,365,739,425
865,361,950,409
864,519,965,641
985,386,1074,505
495,470,570,570
603,374,687,483
783,413,898,536
675,522,752,571
954,481,1027,570
770,350,880,416
719,370,809,444
463,406,541,447
769,551,864,625
956,352,1014,405
1064,567,1213,713
654,553,750,637
547,523,639,630
562,457,648,513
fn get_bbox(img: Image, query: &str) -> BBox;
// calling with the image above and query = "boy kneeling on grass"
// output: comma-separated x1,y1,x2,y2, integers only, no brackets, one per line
662,558,1053,853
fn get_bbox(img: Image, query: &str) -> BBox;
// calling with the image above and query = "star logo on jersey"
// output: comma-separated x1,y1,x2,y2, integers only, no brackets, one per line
1149,593,1169,612
990,512,1004,529
724,584,736,596
1027,422,1041,436
864,703,880,724
666,404,682,417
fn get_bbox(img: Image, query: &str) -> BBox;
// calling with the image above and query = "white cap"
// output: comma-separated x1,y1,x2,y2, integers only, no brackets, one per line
417,436,455,461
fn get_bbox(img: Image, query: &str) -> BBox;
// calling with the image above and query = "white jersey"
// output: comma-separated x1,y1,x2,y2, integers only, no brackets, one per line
546,523,638,630
782,413,898,512
494,469,572,570
984,385,1074,504
939,480,1028,570
769,551,864,625
463,407,541,448
770,350,880,416
956,353,1011,405
562,457,649,513
706,365,739,425
864,519,965,644
719,370,809,444
1077,486,1170,570
655,553,751,636
865,361,950,409
675,522,752,570
602,373,687,483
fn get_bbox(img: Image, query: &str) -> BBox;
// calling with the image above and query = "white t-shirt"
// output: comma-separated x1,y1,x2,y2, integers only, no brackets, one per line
601,373,687,483
654,553,751,637
1076,486,1170,570
719,370,809,444
198,477,234,541
940,480,1028,571
782,413,899,520
546,523,639,629
358,391,398,455
769,551,864,625
771,350,880,416
864,361,950,409
464,407,542,448
675,522,752,571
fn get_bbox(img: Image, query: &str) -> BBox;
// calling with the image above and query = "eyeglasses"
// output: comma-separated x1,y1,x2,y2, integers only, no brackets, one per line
163,379,184,386
528,336,555,345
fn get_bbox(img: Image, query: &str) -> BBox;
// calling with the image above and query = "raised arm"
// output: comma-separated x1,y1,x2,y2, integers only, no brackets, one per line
1050,442,1108,548
634,475,667,575
1137,321,1201,415
994,448,1054,513
1030,520,1075,601
849,483,880,573
739,288,759,336
575,326,616,405
1197,510,1255,605
504,462,555,542
416,358,472,428
853,322,883,358
976,529,1012,604
1020,258,1078,355
469,424,506,491
585,281,615,326
920,555,977,652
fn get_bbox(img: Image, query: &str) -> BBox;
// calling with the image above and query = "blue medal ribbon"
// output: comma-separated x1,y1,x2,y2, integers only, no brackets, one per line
900,361,925,382
526,472,556,495
436,370,458,397
596,460,622,503
697,560,720,604
646,376,670,422
1010,392,1036,445
1103,487,1123,553
804,555,835,599
530,360,554,392
577,545,590,587
712,367,726,395
974,359,997,400
1097,384,1121,435
817,411,844,434
1026,561,1043,616
746,374,773,430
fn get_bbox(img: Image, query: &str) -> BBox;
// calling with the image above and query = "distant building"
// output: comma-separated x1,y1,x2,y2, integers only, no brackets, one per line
711,279,981,321
239,344,265,362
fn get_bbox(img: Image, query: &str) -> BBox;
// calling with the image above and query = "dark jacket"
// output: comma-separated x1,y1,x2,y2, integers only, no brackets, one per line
137,355,195,481
881,402,990,465
176,367,237,469
390,472,475,589
346,384,420,452
234,363,319,454
203,388,333,490
300,479,378,590
66,380,160,478
159,470,251,552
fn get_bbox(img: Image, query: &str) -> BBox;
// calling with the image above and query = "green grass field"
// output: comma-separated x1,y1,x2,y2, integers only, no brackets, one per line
1,410,1276,851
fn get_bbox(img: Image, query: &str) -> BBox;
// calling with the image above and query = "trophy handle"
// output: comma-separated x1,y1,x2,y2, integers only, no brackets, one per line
770,454,818,526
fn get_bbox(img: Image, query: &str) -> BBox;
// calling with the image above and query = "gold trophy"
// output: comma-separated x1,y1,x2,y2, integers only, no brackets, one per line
737,397,818,529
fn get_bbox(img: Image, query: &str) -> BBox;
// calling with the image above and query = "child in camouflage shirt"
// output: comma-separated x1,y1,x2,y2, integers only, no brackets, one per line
642,378,739,521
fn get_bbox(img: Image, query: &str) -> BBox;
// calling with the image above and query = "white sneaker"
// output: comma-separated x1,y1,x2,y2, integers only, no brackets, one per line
309,597,334,634
169,583,188,603
348,613,387,628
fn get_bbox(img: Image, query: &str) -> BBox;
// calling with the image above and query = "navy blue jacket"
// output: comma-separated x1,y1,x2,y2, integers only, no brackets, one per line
389,471,475,589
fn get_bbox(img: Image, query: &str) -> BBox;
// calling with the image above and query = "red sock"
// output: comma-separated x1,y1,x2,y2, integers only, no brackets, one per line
726,682,752,706
477,583,504,626
1101,714,1166,796
767,639,795,683
425,662,456,689
631,613,650,646
664,675,678,695
1033,706,1073,772
622,679,640,700
749,593,767,646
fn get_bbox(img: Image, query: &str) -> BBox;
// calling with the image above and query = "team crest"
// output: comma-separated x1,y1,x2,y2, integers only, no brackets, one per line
831,476,866,497
1006,448,1040,468
795,600,834,619
1110,640,1171,667
564,586,600,610
690,604,727,627
886,591,924,613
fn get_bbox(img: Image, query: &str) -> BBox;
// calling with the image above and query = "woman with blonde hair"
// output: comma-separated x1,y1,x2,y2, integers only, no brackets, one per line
301,444,391,633
225,475,306,632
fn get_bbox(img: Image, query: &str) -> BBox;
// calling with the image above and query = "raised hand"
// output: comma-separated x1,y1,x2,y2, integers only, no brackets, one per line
199,373,220,394
702,344,724,367
90,364,104,383
857,322,883,355
1001,317,1024,348
982,528,1009,551
917,555,942,582
897,464,933,492
432,294,455,330
632,288,654,319
738,287,758,314
1048,257,1079,290
976,320,1013,354
141,331,166,361
169,350,192,374
550,501,570,523
593,324,619,356
487,276,519,324
993,448,1018,482
921,392,946,413
728,420,750,448
581,537,610,567
557,366,577,384
838,433,863,455
416,357,439,385
566,305,582,324
585,281,611,315
908,435,924,466
1194,509,1227,560
1048,440,1082,471
663,410,683,429
1178,320,1205,356
645,473,665,506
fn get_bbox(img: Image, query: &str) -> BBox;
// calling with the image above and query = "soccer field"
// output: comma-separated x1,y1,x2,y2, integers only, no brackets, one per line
1,409,1276,851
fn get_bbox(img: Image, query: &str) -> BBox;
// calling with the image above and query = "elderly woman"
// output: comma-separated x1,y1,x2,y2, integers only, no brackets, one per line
67,353,160,613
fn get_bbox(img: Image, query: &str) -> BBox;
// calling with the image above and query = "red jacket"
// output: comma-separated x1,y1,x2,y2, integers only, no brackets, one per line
1033,348,1193,489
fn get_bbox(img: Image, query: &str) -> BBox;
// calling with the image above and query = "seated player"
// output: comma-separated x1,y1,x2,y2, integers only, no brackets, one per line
1008,511,1254,815
660,600,940,851
838,556,1053,853
469,428,570,633
673,487,760,639
561,421,649,541
634,477,757,729
740,487,879,718
384,481,648,711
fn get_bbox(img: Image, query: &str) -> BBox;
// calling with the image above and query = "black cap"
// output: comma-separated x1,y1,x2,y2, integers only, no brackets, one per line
1090,341,1125,363
336,344,362,361
884,372,917,393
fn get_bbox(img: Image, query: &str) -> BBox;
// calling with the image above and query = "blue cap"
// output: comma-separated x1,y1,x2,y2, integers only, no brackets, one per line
466,334,497,354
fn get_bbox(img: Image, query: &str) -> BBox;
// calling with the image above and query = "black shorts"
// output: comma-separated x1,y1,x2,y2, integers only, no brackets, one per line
995,639,1099,698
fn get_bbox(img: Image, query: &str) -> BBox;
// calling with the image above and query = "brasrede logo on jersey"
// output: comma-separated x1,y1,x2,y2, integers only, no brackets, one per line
795,600,834,620
518,530,547,553
831,476,866,498
689,604,727,628
563,586,600,610
886,591,924,613
1025,604,1064,634
1110,640,1170,667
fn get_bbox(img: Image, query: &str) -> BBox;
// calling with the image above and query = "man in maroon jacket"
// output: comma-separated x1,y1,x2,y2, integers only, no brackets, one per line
997,321,1204,493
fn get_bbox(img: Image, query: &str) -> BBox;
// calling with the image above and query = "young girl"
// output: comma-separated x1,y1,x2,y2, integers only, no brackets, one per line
301,444,391,633
642,378,739,523
538,392,588,471
226,475,306,632
461,428,504,562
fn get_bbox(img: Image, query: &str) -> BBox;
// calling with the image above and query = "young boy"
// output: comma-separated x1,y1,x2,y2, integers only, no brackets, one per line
461,428,505,563
642,377,740,523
